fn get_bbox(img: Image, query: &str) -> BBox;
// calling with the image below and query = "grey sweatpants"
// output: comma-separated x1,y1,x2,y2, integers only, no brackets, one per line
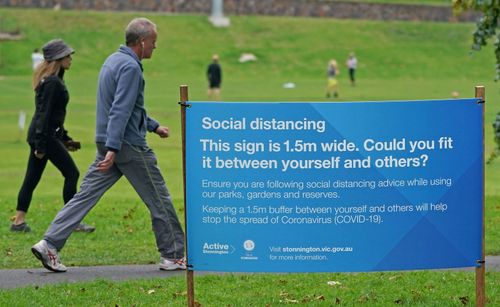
44,143,185,259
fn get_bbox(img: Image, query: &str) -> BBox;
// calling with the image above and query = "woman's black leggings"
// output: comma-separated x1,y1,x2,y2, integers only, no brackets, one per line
17,137,79,212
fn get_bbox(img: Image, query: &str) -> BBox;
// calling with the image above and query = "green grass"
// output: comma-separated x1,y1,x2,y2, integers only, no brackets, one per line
0,271,499,306
0,8,499,305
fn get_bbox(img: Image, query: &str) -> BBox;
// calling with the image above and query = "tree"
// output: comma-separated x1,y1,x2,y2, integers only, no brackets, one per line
453,0,500,79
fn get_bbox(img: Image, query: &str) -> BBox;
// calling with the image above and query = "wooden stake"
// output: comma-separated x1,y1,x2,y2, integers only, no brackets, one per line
179,85,195,307
475,85,485,307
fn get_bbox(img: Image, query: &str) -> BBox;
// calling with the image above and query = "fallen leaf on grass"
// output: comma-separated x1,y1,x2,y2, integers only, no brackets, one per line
172,291,187,298
123,207,136,219
315,295,325,301
147,289,155,295
459,296,469,305
411,290,422,300
300,295,312,303
300,295,325,302
358,292,377,303
327,280,342,286
279,290,299,304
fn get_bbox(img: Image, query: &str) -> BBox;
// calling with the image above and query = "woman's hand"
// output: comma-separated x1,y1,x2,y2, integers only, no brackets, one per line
64,140,81,152
34,150,45,159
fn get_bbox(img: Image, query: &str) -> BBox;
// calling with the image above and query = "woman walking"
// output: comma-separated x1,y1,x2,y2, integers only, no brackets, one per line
11,39,94,233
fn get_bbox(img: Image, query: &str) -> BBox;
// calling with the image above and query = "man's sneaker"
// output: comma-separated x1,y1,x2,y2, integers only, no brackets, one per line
73,223,95,233
31,240,67,273
159,257,186,271
10,222,31,232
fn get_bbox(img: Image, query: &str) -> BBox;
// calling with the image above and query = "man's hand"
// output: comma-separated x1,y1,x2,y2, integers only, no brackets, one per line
156,126,170,138
97,151,116,172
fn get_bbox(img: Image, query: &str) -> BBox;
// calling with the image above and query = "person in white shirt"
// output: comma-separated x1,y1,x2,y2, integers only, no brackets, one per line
346,52,358,86
31,48,44,70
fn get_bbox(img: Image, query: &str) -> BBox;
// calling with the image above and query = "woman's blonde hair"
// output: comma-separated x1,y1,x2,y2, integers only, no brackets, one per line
32,60,62,90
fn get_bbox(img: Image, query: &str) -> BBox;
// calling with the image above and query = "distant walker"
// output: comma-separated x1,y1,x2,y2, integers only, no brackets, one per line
207,54,222,101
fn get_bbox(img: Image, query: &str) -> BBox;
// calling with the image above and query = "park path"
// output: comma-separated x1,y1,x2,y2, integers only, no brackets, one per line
1,256,499,289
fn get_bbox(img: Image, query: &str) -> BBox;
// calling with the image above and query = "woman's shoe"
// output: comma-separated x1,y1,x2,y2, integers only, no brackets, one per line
73,223,95,233
10,222,31,232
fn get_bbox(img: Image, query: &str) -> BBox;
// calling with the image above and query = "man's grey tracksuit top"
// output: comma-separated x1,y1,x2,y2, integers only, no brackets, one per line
95,45,159,152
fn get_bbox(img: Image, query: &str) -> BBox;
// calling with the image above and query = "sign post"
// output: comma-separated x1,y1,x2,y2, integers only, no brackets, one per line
179,85,195,307
475,85,485,307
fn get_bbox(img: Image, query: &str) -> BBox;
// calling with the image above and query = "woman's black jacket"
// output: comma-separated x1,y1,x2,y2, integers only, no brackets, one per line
27,71,72,154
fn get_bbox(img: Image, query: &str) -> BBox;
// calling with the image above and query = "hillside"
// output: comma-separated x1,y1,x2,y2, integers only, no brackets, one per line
0,8,494,80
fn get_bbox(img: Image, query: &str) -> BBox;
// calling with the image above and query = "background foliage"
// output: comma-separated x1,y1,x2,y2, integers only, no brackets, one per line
0,7,499,306
454,0,500,79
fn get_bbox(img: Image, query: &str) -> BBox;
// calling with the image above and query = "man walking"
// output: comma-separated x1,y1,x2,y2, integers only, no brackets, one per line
31,17,186,272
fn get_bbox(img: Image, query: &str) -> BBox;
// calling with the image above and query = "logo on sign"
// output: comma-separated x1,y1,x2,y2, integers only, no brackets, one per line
241,240,258,260
203,242,230,255
243,240,255,251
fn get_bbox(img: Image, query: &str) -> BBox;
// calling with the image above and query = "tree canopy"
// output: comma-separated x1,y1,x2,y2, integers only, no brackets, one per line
453,0,500,79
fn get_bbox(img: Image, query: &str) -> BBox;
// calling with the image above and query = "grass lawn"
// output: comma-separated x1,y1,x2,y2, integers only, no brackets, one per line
0,8,499,305
1,271,499,306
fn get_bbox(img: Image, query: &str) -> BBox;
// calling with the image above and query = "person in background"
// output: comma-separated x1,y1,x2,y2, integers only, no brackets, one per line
31,18,186,273
12,39,95,233
31,48,44,71
326,59,340,98
346,51,357,86
207,54,222,100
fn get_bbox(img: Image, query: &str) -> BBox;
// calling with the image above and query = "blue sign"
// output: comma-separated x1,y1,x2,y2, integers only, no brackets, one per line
185,99,483,272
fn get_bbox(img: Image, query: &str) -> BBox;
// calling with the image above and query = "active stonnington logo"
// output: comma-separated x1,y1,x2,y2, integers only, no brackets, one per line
202,242,230,255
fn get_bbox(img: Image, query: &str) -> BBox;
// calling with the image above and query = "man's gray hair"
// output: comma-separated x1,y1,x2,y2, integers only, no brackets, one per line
125,18,157,46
